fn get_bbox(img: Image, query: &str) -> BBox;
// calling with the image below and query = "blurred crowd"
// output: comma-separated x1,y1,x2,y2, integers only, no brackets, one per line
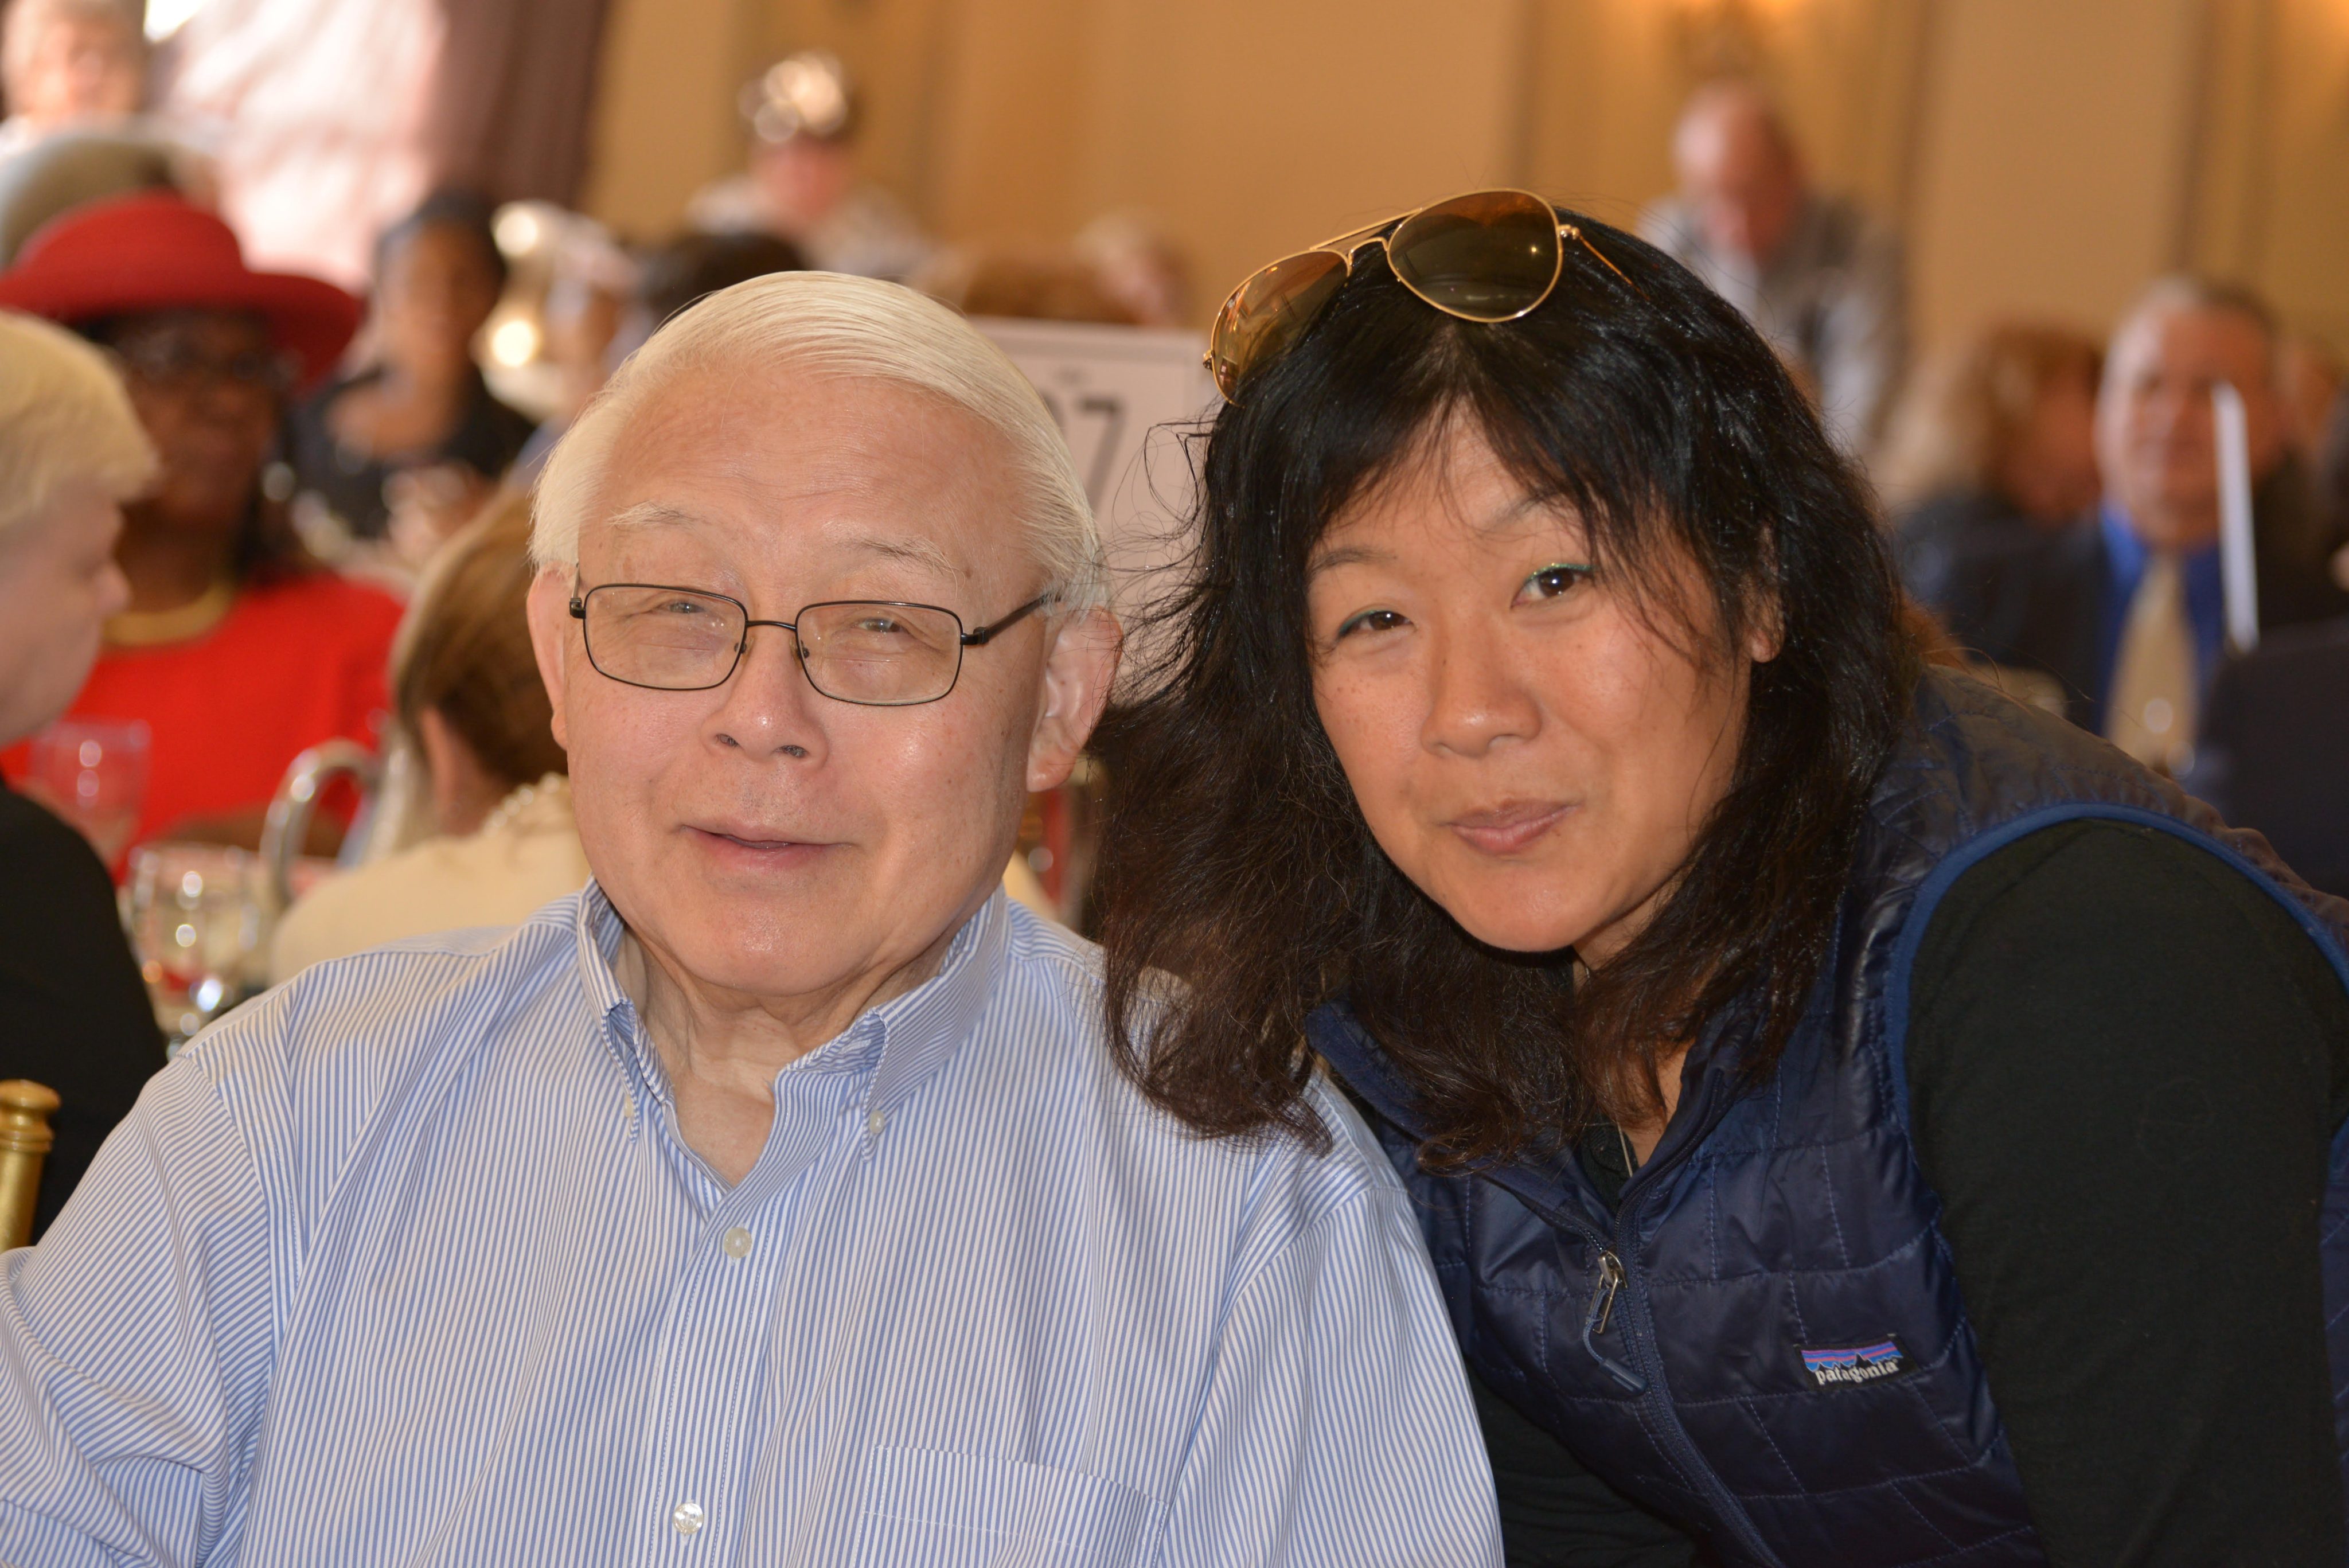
3,0,2348,1218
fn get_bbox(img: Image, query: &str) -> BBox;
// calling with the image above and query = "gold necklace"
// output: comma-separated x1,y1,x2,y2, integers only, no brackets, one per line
106,578,237,647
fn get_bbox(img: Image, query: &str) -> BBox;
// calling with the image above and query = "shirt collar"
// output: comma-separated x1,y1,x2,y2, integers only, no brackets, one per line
570,879,1010,1122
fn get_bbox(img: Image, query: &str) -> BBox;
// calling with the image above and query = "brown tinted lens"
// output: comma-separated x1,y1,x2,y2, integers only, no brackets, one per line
1387,189,1560,322
1208,249,1350,399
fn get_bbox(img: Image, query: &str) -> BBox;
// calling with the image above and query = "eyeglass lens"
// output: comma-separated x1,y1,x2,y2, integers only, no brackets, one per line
1386,190,1562,321
118,339,296,395
1209,249,1349,399
579,586,969,705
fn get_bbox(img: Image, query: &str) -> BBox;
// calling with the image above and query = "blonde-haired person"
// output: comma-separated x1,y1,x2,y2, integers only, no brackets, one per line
267,492,589,980
0,309,164,1239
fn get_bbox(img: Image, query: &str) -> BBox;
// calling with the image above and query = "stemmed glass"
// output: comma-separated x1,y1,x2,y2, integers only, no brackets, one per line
127,844,266,1047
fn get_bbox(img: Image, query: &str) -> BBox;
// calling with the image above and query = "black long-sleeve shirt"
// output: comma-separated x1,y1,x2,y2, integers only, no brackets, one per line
0,783,165,1238
1484,820,2349,1566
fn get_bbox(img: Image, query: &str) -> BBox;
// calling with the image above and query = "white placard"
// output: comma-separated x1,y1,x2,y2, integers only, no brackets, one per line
2214,381,2260,653
973,317,1218,626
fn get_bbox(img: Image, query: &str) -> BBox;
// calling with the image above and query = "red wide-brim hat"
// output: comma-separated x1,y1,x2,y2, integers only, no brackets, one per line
0,190,360,387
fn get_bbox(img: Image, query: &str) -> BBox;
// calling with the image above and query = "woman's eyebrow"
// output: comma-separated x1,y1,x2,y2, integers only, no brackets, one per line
1474,491,1567,539
1307,542,1388,577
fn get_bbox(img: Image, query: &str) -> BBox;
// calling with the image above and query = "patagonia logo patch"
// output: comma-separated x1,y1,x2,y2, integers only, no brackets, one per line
1799,1337,1907,1387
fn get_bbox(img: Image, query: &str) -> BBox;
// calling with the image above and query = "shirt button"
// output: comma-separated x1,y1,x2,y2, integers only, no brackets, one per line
672,1500,705,1536
721,1226,753,1260
866,1107,887,1136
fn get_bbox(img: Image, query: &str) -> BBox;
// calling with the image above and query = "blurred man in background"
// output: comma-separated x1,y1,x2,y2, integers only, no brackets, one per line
687,49,930,282
1641,79,1907,463
0,0,143,159
1920,278,2348,770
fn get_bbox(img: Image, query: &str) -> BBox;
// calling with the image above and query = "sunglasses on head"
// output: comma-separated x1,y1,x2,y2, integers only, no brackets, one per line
1205,188,1643,405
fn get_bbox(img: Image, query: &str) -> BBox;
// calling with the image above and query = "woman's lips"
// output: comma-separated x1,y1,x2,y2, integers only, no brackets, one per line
1446,802,1572,856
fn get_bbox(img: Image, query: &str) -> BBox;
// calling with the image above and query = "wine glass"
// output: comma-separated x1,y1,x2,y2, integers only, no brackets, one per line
19,718,151,865
127,844,266,1046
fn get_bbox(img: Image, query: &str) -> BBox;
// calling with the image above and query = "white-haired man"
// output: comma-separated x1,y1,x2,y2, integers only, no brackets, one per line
0,275,1503,1565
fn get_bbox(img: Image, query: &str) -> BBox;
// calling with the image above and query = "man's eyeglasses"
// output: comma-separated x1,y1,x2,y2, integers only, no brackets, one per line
1205,187,1643,404
568,583,1049,707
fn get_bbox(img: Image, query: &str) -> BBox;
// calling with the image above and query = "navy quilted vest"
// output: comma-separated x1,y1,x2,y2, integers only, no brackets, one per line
1310,670,2349,1567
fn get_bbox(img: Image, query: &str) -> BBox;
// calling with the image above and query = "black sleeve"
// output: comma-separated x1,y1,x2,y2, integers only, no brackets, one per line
1469,1370,1700,1567
1906,818,2349,1567
0,788,166,1238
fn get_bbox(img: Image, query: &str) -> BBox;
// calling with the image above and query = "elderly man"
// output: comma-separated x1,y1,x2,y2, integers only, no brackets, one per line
1923,276,2349,769
1640,79,1907,462
0,275,1502,1565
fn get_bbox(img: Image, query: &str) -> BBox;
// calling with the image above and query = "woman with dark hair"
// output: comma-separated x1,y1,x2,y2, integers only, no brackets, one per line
287,188,534,542
0,190,403,857
1094,192,2349,1566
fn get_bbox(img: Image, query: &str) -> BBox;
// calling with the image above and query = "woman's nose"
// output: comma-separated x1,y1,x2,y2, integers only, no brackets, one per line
1421,630,1540,757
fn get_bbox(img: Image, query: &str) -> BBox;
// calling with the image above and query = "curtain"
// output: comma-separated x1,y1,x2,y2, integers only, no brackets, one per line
423,0,612,208
158,0,443,287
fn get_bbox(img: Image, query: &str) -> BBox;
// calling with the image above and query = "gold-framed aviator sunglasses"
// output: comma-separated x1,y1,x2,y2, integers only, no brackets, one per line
1205,187,1641,404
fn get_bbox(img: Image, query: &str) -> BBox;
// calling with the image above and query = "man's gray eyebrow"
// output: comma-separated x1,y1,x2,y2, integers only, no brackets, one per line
603,501,705,532
597,506,962,579
842,533,965,579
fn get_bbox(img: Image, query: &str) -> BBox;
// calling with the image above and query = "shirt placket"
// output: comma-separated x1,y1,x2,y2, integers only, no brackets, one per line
630,1028,874,1566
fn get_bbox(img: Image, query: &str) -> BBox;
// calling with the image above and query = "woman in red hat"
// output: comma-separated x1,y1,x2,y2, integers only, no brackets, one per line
0,191,405,859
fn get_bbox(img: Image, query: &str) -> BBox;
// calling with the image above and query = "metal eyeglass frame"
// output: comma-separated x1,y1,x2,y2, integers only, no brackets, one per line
568,583,1051,707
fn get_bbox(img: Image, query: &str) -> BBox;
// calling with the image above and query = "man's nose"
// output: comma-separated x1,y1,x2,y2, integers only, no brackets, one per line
707,623,825,760
1421,629,1540,758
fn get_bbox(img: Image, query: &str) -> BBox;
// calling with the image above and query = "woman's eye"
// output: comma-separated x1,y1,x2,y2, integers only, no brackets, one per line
1332,608,1407,642
1516,563,1592,604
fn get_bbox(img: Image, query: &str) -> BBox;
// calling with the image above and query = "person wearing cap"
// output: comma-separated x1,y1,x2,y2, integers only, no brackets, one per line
0,191,404,857
686,49,932,283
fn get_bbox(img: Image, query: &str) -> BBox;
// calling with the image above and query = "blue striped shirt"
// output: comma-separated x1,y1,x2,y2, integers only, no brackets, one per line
0,884,1500,1566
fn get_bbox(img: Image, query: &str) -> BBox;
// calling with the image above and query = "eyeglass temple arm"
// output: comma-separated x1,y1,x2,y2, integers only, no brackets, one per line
1560,222,1646,300
961,594,1052,646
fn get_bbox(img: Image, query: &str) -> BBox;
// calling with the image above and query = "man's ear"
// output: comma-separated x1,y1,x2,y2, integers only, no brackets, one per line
525,567,576,752
1027,604,1122,793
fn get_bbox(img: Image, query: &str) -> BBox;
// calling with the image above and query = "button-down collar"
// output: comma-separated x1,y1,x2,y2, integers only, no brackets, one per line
569,878,1008,1129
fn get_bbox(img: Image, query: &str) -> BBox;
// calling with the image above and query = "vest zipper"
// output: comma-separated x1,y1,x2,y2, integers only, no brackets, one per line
1580,1250,1646,1391
1493,1176,1785,1567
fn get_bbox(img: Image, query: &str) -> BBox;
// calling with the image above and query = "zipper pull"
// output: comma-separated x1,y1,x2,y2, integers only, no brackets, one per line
1580,1249,1648,1393
1594,1251,1625,1335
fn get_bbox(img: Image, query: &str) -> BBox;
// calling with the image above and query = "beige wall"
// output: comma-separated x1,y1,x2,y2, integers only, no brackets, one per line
1907,0,2204,346
583,0,2349,350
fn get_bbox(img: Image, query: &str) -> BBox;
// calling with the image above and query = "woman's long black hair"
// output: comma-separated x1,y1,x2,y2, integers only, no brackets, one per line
1092,203,1921,1163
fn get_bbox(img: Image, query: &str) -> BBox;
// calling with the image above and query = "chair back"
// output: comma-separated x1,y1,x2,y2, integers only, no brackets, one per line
258,739,381,911
0,1079,60,1250
2188,618,2349,898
